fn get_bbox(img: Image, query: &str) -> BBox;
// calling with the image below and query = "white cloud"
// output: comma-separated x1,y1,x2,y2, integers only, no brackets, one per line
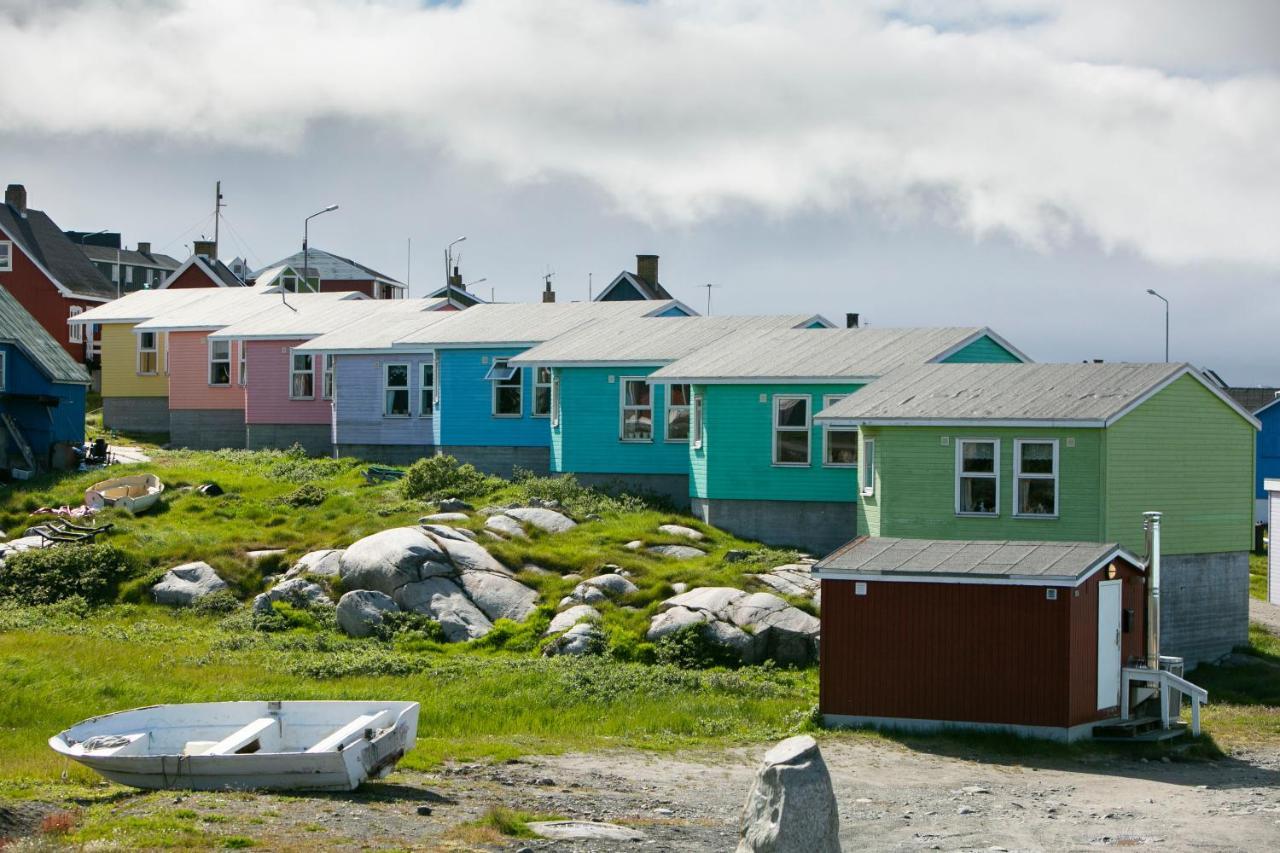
2,0,1277,268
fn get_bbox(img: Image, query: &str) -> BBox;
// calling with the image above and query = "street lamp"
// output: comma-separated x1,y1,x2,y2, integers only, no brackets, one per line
1145,289,1169,362
302,204,339,302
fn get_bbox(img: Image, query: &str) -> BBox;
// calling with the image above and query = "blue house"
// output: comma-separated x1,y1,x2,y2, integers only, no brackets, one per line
1255,396,1280,523
0,285,90,473
509,313,832,504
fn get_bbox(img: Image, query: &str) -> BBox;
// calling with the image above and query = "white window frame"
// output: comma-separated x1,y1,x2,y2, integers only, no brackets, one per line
208,338,232,386
533,366,553,418
955,438,1001,517
619,376,654,442
665,383,692,443
238,342,247,386
68,306,84,343
822,394,858,468
137,331,158,376
289,351,315,400
772,394,811,467
861,438,876,496
383,363,411,417
490,357,522,418
1014,438,1060,519
0,240,11,272
550,370,561,428
323,354,335,400
418,360,434,417
163,331,169,375
692,392,704,450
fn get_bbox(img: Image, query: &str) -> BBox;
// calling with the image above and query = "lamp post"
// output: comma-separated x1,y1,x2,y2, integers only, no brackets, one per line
1145,289,1169,362
302,204,339,302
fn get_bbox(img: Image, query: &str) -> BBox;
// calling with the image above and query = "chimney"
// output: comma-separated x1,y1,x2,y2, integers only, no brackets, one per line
1144,511,1162,670
542,278,556,303
137,242,151,256
449,265,464,291
636,254,659,290
193,239,217,261
5,184,27,217
846,313,860,329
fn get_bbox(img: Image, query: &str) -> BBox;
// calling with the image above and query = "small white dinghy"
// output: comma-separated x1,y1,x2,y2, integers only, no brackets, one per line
84,473,164,514
49,700,419,792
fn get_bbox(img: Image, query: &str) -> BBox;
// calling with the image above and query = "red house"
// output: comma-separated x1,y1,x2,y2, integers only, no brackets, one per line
0,184,116,362
160,240,250,290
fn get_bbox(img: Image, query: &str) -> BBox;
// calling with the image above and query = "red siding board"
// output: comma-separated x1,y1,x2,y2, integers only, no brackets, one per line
166,266,219,289
0,236,98,360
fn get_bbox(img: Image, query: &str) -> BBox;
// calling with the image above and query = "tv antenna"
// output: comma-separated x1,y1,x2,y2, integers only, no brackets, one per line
701,282,720,316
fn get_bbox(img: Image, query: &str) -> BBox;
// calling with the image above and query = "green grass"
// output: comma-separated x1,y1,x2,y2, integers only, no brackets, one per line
1249,552,1266,600
464,806,566,839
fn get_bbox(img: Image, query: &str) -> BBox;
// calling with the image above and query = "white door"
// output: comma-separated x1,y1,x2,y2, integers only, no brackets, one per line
1097,580,1123,710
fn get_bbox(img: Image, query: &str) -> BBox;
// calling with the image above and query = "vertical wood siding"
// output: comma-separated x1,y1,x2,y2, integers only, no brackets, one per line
553,366,689,475
1066,562,1146,725
332,354,433,445
166,331,245,411
99,322,168,397
244,339,329,425
434,348,550,448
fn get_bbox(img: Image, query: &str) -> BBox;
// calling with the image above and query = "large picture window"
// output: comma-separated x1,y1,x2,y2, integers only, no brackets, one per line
620,377,653,441
68,306,84,343
533,366,552,417
822,394,858,466
773,395,810,465
209,339,231,385
666,383,692,442
488,358,522,416
384,364,410,416
419,361,435,415
1015,439,1058,517
137,331,158,375
956,439,999,515
290,352,314,399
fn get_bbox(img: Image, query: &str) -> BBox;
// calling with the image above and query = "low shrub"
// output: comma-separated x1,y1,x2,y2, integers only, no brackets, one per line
274,483,327,508
509,469,650,516
654,623,742,669
253,601,330,633
0,544,141,606
192,590,241,616
376,610,446,643
400,455,501,501
117,566,170,604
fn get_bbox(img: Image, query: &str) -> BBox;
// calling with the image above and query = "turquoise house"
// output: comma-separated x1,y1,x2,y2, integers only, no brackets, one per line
510,313,831,504
647,327,1028,554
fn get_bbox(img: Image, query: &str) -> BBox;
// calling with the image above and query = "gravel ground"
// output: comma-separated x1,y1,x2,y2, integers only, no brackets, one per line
1249,598,1280,635
5,739,1278,851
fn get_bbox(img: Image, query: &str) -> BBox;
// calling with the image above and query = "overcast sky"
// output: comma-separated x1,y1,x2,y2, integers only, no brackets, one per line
2,0,1277,382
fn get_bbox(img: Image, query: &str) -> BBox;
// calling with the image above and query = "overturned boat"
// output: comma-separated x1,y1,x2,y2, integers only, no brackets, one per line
49,700,419,791
84,473,164,514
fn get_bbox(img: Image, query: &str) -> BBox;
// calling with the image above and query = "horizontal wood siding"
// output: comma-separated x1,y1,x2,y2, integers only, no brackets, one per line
166,331,245,411
435,348,550,448
164,266,217,289
1104,373,1255,555
244,339,329,425
1067,560,1146,726
0,228,97,360
553,366,689,475
689,384,709,498
940,335,1023,364
332,354,433,446
820,578,1074,728
0,342,84,448
1258,404,1280,499
99,322,168,397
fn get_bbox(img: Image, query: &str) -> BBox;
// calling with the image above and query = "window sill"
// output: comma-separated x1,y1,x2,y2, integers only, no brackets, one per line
208,383,232,388
532,413,551,419
1013,513,1059,520
664,438,690,444
772,462,812,468
823,463,858,469
383,414,410,419
620,437,654,444
289,397,316,402
955,512,999,518
492,413,523,419
136,372,158,377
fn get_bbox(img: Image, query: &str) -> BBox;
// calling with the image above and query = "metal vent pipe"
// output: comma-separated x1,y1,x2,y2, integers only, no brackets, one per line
1144,511,1162,670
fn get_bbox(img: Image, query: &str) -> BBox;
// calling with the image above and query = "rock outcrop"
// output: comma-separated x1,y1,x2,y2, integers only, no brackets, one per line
754,563,820,608
560,572,638,607
736,735,840,852
543,622,606,657
284,548,344,579
504,507,577,533
646,587,820,665
336,589,399,638
484,514,528,539
152,562,228,606
252,578,333,614
647,544,706,559
658,523,705,541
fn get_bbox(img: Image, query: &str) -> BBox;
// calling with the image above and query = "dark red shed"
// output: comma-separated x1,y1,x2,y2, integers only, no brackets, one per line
815,537,1147,742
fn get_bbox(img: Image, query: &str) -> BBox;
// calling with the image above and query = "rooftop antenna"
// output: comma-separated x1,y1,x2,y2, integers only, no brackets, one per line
702,282,720,316
588,272,593,301
406,238,412,294
213,180,224,255
445,236,466,288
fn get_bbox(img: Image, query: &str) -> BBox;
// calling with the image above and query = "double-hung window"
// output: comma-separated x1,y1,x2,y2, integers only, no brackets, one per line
419,361,435,415
68,306,84,343
550,371,561,428
1015,439,1058,517
0,240,11,272
384,364,410,416
238,343,247,385
137,332,158,375
209,339,231,385
666,383,692,442
322,354,335,400
620,377,653,441
488,358,522,416
773,395,810,465
956,439,999,515
692,393,704,449
861,439,876,496
533,366,552,417
822,394,858,466
290,352,314,399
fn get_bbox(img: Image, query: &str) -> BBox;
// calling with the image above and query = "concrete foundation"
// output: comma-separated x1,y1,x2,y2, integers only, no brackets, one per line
1159,551,1249,667
336,443,435,465
690,497,857,557
169,409,246,451
822,713,1103,744
247,424,333,457
439,445,550,479
102,396,170,435
572,472,690,509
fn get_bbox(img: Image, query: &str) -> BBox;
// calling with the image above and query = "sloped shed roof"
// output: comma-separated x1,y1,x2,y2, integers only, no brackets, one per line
0,286,90,385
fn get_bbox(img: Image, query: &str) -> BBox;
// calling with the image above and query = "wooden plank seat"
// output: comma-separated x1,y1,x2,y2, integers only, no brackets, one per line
305,710,393,754
203,717,280,756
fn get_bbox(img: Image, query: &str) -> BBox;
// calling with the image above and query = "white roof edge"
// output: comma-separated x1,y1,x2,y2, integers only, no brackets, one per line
927,327,1034,365
1264,478,1280,492
1103,365,1262,431
1254,395,1280,417
294,346,435,355
650,375,882,385
813,544,1143,588
814,416,1108,428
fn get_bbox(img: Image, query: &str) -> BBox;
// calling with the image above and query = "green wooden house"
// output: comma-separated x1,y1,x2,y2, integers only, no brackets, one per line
647,327,1027,553
509,313,831,505
816,362,1259,664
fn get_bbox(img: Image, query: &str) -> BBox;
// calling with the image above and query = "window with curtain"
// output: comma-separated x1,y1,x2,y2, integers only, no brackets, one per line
620,378,653,441
1015,440,1058,516
773,395,810,465
957,439,999,514
666,383,691,441
384,364,410,416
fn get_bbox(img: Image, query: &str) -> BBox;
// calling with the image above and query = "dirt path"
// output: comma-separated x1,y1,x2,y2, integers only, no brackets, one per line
7,739,1278,851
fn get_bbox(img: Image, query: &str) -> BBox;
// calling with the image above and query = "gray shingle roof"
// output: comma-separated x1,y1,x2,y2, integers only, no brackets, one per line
815,537,1137,583
0,286,90,385
509,314,829,367
1225,387,1280,414
815,362,1220,426
258,249,404,288
648,327,999,383
0,205,116,300
80,244,181,270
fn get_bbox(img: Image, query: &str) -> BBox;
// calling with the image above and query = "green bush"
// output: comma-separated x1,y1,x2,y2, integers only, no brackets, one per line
654,623,742,669
509,469,650,516
192,590,241,616
253,601,330,633
118,566,171,604
376,610,447,643
0,544,140,606
400,455,501,501
275,483,327,507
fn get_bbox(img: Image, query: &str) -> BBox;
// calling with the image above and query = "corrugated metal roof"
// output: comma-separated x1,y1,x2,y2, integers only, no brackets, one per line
393,301,687,348
209,297,448,340
295,308,460,352
815,537,1130,582
136,291,362,332
508,314,827,366
648,327,990,382
70,288,247,324
80,244,181,269
0,286,90,385
816,362,1190,425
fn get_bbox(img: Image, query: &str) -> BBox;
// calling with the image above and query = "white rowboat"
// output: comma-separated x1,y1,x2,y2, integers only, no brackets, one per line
49,700,419,791
84,473,164,514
